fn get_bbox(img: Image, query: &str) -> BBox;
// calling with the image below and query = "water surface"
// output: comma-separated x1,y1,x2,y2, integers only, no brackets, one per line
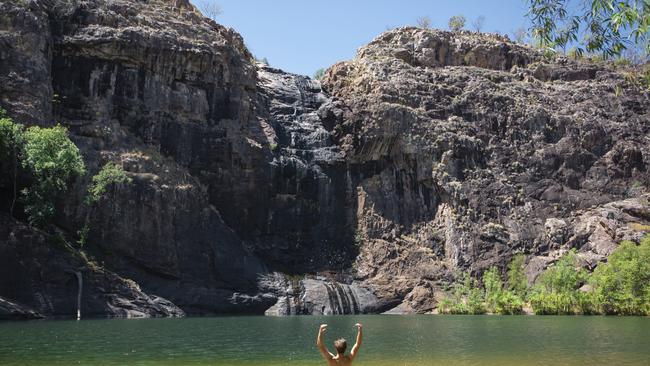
1,315,649,365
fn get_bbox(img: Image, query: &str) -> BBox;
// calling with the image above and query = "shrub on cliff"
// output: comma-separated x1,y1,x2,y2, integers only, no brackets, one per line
313,68,326,81
507,254,529,299
86,162,131,204
416,16,431,29
439,266,524,315
589,237,650,315
439,272,486,314
22,125,85,227
530,250,586,314
448,15,466,32
1,114,85,227
0,110,25,217
483,266,525,315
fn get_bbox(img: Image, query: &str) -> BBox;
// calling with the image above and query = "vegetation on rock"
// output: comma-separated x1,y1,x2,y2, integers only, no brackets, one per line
22,125,85,227
590,237,650,315
0,112,85,227
439,263,525,315
448,15,466,32
530,250,587,314
416,16,432,29
313,68,326,80
440,238,650,316
471,15,485,32
86,162,131,204
0,109,25,217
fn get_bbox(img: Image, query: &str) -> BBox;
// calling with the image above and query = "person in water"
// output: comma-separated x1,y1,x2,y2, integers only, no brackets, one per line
317,323,362,365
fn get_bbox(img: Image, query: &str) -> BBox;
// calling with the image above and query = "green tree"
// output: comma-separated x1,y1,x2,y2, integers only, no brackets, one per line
590,237,650,315
530,250,586,314
417,16,432,29
22,125,85,227
86,162,131,204
483,267,503,311
448,15,467,32
507,254,529,299
483,266,525,314
526,0,650,58
313,68,326,80
0,110,25,217
439,271,486,314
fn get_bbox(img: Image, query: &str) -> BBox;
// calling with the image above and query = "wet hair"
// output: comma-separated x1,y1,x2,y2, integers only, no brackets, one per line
334,338,347,354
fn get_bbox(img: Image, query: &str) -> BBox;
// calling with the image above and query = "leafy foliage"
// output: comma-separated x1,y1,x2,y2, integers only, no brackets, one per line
507,254,529,299
526,0,650,58
590,237,650,315
417,16,432,29
0,110,25,217
529,250,587,314
439,262,525,315
313,68,326,80
22,125,85,227
439,272,487,314
448,15,467,32
86,162,131,204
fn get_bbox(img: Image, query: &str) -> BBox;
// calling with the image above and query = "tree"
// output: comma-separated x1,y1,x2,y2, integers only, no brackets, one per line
0,110,25,218
590,237,650,315
507,254,529,299
255,57,270,66
513,27,529,44
448,15,467,32
416,16,432,29
194,0,222,20
22,125,85,227
482,267,503,311
472,15,486,32
86,162,131,204
313,68,326,80
526,0,650,58
530,250,586,314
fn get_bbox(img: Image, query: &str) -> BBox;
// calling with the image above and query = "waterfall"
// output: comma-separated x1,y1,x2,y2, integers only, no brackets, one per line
324,282,360,315
75,271,82,320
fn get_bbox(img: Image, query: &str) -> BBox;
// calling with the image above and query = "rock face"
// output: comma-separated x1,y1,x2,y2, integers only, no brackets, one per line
0,214,184,318
0,1,648,318
323,28,650,311
0,297,43,320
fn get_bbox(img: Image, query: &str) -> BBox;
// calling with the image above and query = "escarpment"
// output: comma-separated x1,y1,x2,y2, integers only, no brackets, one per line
1,1,648,318
323,28,650,311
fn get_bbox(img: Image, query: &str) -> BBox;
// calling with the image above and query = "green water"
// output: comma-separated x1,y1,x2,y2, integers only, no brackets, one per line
1,315,649,366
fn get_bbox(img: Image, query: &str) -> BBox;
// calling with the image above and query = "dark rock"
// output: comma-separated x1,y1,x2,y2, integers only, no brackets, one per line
324,28,650,311
1,2,648,317
0,214,183,319
0,297,43,320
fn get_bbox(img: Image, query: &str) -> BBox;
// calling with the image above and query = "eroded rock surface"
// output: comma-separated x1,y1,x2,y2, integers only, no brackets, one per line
1,2,649,317
323,28,650,311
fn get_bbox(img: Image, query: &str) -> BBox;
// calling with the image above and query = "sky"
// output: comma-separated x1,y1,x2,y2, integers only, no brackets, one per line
197,0,532,77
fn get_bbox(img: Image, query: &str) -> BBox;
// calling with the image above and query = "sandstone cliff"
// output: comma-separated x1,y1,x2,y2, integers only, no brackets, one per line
0,0,648,318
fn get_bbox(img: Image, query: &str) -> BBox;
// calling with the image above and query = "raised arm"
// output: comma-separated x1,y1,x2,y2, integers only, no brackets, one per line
350,323,363,359
316,324,333,360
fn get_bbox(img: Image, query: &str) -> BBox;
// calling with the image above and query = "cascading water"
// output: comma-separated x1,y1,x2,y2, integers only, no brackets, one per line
323,282,361,315
74,271,82,320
